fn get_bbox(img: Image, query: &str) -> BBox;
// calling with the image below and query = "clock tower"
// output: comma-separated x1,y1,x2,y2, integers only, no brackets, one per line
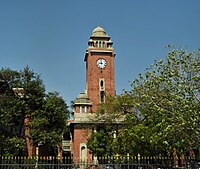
70,26,116,161
85,25,115,112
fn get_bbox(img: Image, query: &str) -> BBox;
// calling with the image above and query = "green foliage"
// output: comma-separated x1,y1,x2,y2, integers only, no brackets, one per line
88,48,200,157
3,137,26,156
0,66,69,155
128,48,200,155
30,92,69,146
87,128,116,156
0,68,21,88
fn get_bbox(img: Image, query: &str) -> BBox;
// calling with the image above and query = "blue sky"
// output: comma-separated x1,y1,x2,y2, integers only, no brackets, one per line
1,1,200,106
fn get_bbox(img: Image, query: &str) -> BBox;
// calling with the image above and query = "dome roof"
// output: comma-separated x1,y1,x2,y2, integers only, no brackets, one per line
91,26,109,37
74,92,92,105
76,93,88,99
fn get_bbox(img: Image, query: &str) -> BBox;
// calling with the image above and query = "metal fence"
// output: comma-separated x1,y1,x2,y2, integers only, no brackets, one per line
0,155,199,169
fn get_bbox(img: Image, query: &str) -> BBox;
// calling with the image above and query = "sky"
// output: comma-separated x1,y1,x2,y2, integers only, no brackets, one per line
1,1,200,106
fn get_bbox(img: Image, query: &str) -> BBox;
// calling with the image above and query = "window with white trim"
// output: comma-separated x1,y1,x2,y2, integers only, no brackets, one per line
80,106,86,113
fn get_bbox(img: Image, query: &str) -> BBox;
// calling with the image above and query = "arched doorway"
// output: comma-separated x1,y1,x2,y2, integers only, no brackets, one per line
80,143,87,162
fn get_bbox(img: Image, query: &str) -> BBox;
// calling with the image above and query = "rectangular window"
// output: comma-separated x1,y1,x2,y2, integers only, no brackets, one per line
100,91,105,103
80,106,86,113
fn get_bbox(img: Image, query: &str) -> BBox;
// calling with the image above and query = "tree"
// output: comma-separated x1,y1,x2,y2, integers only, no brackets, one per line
88,48,200,157
87,95,126,156
0,68,24,155
87,128,115,156
127,48,200,156
0,67,69,156
30,92,69,154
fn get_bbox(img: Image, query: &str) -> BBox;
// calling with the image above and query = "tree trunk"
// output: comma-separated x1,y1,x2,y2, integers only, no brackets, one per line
180,149,185,168
24,115,34,156
173,148,179,168
188,146,194,157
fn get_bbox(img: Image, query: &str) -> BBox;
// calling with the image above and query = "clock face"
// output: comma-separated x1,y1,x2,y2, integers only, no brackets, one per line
96,59,106,69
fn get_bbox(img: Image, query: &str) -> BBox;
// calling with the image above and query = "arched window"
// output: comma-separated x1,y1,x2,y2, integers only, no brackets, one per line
99,79,105,91
100,80,104,87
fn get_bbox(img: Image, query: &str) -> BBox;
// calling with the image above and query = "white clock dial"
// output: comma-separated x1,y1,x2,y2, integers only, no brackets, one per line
96,59,106,69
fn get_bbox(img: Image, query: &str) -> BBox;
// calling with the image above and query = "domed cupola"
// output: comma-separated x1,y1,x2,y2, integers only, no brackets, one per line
87,25,113,50
73,92,92,113
91,26,109,37
74,92,92,105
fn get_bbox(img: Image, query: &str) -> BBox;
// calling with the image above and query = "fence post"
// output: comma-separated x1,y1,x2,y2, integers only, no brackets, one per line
127,153,130,169
35,146,39,169
138,153,141,169
116,154,119,169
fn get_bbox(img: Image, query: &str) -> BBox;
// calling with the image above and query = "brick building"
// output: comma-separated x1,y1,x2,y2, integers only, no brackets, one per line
67,26,116,161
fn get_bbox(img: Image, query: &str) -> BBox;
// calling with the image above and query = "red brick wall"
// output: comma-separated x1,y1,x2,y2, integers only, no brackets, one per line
86,49,115,112
73,128,92,162
74,105,92,113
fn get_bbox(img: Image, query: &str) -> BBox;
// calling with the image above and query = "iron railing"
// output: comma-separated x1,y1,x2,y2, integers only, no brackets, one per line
0,155,199,169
